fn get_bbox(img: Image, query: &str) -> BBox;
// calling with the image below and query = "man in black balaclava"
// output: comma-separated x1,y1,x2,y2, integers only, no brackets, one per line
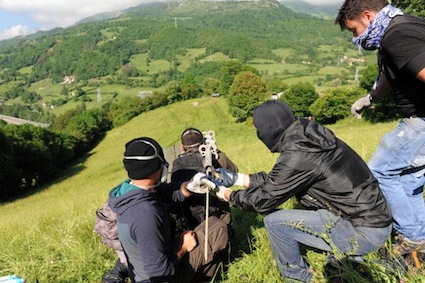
187,100,392,282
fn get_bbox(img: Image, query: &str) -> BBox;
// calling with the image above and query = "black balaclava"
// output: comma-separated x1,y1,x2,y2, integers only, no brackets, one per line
253,100,295,152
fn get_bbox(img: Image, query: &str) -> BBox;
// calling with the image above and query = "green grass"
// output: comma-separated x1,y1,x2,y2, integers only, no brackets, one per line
199,52,233,63
272,48,297,58
249,63,310,74
0,98,422,282
147,59,171,73
176,48,206,72
317,66,347,75
129,53,148,68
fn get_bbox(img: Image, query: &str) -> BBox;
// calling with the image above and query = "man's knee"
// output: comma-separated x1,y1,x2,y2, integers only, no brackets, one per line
209,217,229,249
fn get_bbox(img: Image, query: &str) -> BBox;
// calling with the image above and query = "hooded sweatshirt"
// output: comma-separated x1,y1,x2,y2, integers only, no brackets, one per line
108,179,186,283
230,103,392,228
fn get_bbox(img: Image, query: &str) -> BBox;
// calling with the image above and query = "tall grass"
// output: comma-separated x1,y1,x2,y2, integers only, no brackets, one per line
0,98,422,282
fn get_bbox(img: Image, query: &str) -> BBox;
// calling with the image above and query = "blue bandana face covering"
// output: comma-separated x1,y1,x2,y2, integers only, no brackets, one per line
352,4,403,50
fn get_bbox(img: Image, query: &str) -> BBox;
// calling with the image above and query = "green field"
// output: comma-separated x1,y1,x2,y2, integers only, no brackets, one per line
2,97,420,283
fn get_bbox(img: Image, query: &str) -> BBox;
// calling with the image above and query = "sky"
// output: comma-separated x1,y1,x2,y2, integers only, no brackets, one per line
0,0,343,41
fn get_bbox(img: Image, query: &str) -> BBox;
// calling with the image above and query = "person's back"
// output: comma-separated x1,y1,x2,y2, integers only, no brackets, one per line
380,14,425,117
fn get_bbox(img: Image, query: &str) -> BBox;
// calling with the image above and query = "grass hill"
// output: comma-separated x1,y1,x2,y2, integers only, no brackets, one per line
1,97,413,283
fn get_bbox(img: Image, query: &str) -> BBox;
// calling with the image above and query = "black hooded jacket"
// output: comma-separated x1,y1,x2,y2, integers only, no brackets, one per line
230,118,392,228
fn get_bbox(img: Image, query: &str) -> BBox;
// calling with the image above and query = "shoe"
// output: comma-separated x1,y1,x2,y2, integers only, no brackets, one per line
393,234,425,255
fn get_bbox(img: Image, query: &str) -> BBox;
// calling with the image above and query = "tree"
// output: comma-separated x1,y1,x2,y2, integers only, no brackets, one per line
0,128,20,198
121,63,139,78
281,82,318,117
219,61,260,96
227,71,268,122
265,78,288,94
203,78,220,96
181,83,201,100
61,85,69,99
108,96,144,127
21,91,42,104
392,0,425,17
359,64,378,90
164,80,182,103
219,61,245,96
62,108,109,153
310,87,364,124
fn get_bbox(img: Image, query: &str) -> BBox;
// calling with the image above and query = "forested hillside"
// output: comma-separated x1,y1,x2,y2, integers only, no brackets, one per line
0,0,373,199
0,0,348,82
0,0,351,86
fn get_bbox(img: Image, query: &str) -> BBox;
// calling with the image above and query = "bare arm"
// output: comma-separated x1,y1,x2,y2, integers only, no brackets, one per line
370,75,391,100
180,181,193,197
416,68,425,83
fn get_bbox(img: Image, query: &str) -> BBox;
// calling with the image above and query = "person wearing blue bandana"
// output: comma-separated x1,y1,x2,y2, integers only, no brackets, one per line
336,0,425,255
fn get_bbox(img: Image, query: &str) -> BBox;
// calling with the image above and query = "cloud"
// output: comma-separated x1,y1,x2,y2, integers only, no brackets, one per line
0,25,33,40
1,0,149,30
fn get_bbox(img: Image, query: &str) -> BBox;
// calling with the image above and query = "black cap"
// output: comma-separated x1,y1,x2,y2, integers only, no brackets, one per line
123,137,165,180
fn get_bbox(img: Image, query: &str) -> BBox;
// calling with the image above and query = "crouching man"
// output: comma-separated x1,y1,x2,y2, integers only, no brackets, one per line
191,100,392,282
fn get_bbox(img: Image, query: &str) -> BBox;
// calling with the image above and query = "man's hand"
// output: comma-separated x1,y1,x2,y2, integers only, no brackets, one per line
187,173,217,194
191,172,208,182
351,94,372,119
215,168,238,187
211,186,231,202
176,230,197,260
181,230,197,253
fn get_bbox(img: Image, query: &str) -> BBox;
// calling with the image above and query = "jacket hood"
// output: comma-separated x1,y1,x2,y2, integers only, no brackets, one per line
109,179,154,215
280,119,338,152
253,100,295,152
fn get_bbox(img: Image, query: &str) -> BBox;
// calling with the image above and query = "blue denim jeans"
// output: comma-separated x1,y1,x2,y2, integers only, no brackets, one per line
264,209,391,282
368,117,425,240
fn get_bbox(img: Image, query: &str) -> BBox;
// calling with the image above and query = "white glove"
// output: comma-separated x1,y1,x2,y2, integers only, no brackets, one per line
214,186,231,202
351,94,372,119
187,173,217,194
191,172,207,182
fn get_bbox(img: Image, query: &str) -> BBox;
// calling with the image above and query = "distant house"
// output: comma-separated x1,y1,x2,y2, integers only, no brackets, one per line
339,56,365,66
63,75,76,84
138,91,153,99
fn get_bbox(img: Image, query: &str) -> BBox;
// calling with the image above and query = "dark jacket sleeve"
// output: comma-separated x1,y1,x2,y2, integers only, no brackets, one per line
217,150,239,173
157,183,186,203
229,153,320,213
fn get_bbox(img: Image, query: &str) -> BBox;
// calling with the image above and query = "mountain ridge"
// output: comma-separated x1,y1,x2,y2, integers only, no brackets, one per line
74,0,339,28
